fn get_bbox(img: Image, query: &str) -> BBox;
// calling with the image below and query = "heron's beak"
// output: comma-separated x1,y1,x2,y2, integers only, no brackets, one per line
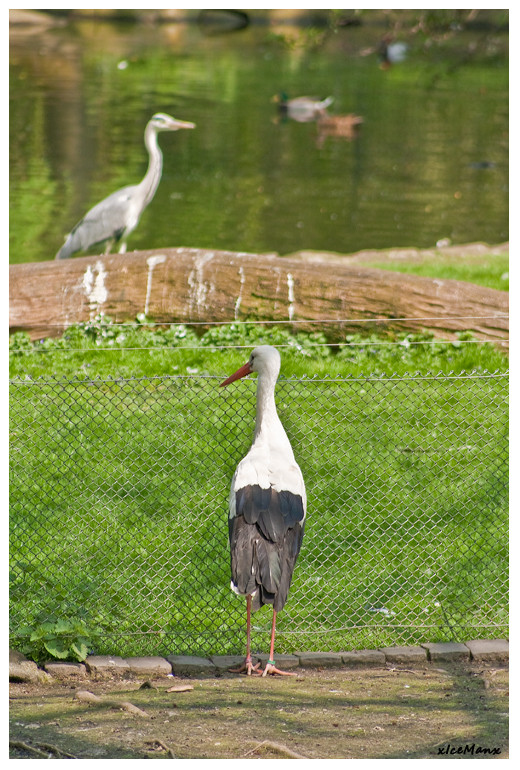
170,119,196,131
220,361,253,387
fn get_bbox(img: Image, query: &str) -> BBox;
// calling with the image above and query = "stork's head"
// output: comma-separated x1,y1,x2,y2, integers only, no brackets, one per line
220,345,281,387
149,113,196,132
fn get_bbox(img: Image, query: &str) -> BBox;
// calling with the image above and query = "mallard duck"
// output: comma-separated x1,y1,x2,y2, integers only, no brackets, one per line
273,93,333,123
378,35,408,70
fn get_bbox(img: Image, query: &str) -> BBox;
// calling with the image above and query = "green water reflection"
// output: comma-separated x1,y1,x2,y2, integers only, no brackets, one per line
9,19,508,264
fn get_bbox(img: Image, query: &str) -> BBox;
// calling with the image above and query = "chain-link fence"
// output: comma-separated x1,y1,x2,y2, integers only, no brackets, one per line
9,371,508,657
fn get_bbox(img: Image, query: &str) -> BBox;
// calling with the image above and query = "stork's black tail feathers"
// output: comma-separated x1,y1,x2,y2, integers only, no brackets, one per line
229,484,305,612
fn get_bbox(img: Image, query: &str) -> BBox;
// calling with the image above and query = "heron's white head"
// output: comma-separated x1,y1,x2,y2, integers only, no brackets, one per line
220,345,281,387
150,113,196,132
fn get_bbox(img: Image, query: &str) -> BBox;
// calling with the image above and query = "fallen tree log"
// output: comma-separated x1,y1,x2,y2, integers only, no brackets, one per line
9,247,508,342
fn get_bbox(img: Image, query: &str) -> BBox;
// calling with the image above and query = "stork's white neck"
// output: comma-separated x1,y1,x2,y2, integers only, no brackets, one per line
139,124,164,208
253,369,292,453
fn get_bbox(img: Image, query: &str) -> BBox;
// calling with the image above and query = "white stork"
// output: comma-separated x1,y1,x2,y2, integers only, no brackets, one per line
220,345,306,676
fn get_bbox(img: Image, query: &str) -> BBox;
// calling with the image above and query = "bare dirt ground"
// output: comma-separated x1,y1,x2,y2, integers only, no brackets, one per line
9,663,508,759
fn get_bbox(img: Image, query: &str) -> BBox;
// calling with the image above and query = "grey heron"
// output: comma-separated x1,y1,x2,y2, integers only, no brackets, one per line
55,113,195,260
221,346,306,676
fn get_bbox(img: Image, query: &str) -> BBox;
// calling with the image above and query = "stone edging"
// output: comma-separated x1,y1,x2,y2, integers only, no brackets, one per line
9,639,508,683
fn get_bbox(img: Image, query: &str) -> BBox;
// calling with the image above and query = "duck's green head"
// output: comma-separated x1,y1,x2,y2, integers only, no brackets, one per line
272,92,289,105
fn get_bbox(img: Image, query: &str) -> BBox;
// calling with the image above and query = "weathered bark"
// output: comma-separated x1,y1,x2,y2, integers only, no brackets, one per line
9,247,508,342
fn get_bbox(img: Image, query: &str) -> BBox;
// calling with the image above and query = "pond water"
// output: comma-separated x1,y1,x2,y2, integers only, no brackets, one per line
9,14,508,264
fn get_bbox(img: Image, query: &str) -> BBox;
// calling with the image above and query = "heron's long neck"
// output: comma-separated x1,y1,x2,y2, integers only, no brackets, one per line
139,125,164,207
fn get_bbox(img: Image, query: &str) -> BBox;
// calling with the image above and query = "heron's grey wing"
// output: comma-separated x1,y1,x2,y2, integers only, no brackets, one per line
56,185,137,259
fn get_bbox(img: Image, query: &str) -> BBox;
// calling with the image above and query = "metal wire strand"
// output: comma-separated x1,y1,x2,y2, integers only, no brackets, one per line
26,312,509,329
11,338,509,354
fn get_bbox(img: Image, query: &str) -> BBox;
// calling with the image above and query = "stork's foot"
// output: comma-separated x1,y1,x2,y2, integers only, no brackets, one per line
261,660,297,677
228,656,262,676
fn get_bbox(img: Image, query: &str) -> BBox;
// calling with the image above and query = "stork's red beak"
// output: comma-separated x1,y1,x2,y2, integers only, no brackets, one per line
220,361,253,387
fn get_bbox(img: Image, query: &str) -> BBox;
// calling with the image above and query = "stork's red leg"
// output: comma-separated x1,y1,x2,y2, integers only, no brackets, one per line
229,595,261,675
261,610,297,677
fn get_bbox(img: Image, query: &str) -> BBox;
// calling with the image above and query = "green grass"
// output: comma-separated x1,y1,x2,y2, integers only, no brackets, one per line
9,321,508,658
364,251,509,291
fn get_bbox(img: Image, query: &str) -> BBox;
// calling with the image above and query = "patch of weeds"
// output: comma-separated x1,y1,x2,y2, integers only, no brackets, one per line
15,616,99,663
